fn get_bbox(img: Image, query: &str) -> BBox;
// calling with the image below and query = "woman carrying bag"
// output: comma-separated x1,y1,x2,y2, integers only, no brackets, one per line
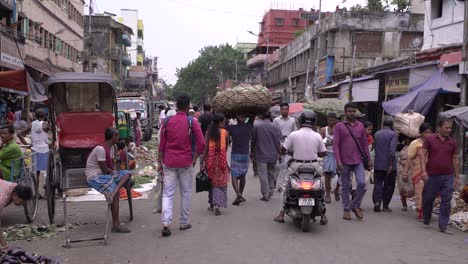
202,114,229,216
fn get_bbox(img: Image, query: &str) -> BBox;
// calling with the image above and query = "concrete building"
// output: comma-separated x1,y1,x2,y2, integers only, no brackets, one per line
247,8,326,85
0,0,24,71
119,9,144,66
267,10,424,102
17,0,84,76
235,43,256,60
422,0,464,50
83,14,133,89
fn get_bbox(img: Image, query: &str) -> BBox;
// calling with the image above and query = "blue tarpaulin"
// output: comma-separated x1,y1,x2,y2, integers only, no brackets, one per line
382,71,457,116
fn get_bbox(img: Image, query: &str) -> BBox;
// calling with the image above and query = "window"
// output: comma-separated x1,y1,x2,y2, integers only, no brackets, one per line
292,18,300,26
276,18,283,25
400,32,423,50
431,0,443,19
355,32,382,54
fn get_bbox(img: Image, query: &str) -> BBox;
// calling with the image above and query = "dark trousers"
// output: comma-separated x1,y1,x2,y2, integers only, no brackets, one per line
423,175,454,230
372,170,397,208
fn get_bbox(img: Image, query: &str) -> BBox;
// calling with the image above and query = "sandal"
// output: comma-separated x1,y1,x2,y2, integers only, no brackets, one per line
111,226,131,233
162,226,171,237
214,207,221,216
180,224,192,231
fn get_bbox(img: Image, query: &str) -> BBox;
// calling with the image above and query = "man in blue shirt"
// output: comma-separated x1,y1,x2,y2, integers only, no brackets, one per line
372,116,398,212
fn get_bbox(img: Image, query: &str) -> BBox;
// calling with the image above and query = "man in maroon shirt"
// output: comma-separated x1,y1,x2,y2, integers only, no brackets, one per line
420,116,459,235
333,103,373,221
158,95,206,237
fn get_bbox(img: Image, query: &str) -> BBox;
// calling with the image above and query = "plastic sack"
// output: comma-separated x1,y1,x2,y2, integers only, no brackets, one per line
152,176,163,214
394,112,425,138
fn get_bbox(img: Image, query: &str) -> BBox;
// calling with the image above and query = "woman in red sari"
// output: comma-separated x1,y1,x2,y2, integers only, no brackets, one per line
403,123,432,221
203,114,229,216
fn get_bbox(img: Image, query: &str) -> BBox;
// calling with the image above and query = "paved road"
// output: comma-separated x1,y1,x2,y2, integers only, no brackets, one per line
3,170,468,264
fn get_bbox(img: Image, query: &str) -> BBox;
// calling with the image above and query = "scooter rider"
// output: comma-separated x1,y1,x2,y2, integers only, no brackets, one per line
274,110,328,224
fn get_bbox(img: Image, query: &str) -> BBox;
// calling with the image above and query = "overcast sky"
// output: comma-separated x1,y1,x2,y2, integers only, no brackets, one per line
91,0,367,84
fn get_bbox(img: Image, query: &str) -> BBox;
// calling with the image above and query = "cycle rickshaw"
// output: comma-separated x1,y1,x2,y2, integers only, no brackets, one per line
44,72,133,247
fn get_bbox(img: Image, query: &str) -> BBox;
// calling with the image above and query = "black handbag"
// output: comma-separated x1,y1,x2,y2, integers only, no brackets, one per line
344,123,369,170
196,170,212,193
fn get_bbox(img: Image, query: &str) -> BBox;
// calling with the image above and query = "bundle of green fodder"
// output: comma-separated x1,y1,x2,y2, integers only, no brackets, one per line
212,84,272,116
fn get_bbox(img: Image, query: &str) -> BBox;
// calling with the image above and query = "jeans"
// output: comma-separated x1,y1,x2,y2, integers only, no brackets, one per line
422,175,454,230
257,162,277,196
372,170,397,208
161,165,194,226
341,163,366,212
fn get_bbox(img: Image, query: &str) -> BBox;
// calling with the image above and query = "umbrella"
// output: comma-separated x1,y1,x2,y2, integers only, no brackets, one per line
441,106,468,128
270,103,304,118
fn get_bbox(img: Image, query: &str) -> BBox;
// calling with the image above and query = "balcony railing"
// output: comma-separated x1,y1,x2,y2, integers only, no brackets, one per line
110,48,122,60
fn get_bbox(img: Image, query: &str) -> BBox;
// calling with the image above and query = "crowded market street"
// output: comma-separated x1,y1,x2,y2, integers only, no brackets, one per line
2,151,466,264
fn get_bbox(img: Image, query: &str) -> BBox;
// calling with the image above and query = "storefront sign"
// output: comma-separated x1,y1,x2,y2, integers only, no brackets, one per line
317,56,335,87
385,71,409,95
1,53,23,68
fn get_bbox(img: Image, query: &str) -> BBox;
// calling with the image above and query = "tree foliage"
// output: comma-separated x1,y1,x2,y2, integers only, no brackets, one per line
172,44,249,105
367,0,385,12
391,0,411,12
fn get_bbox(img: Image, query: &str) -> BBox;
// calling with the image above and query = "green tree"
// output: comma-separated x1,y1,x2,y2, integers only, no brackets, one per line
173,44,249,105
391,0,411,12
367,0,385,12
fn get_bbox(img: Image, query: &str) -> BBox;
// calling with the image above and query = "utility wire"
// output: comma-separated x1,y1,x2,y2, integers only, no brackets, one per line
167,0,262,17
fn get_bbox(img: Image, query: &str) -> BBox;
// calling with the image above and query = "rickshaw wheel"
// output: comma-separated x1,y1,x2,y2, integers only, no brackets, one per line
46,154,57,224
24,172,38,223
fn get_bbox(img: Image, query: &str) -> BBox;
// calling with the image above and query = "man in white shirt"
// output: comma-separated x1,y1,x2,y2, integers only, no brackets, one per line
31,109,50,186
273,103,297,191
273,111,328,224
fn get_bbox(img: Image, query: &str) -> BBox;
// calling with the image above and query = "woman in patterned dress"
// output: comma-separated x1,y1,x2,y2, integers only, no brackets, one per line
403,123,432,221
203,114,229,216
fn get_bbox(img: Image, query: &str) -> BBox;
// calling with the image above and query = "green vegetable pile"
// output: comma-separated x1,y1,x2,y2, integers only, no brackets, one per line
133,175,154,189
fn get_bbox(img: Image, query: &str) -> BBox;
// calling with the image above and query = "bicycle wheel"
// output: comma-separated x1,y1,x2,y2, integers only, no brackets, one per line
23,173,38,223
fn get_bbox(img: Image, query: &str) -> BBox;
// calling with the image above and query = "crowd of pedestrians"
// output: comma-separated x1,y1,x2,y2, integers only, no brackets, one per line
155,95,461,237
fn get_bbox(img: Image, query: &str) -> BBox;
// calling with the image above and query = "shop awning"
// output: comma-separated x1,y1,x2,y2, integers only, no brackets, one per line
0,69,30,92
442,106,468,128
382,71,457,116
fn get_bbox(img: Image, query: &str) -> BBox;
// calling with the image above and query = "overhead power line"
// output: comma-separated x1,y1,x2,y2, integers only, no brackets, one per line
167,0,262,17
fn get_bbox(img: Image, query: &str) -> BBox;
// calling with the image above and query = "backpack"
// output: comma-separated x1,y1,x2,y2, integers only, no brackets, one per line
163,115,196,155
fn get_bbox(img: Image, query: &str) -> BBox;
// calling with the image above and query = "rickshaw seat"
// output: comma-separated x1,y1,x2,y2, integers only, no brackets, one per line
57,112,114,149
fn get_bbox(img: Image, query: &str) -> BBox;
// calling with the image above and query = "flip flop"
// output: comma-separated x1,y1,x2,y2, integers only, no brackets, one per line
111,226,131,233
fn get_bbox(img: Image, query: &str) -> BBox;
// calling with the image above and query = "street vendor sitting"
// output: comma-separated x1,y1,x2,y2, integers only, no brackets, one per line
85,127,132,233
0,125,23,180
0,179,33,249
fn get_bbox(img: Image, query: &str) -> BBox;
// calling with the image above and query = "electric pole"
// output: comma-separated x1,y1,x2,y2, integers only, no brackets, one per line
458,0,468,177
309,0,322,101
